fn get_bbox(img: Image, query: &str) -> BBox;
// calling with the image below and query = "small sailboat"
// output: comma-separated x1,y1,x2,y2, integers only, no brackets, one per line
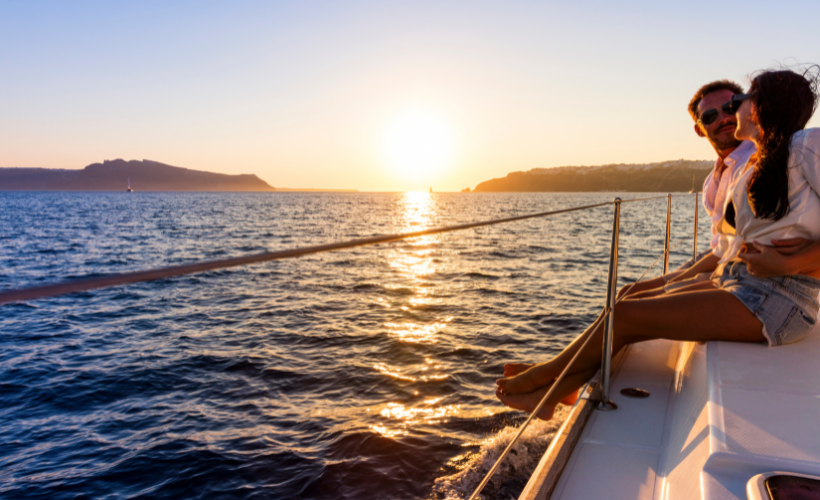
126,178,133,192
429,187,433,194
688,174,696,193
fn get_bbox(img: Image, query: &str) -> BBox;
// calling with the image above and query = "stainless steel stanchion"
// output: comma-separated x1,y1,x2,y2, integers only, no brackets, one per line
662,193,672,274
597,198,621,411
693,192,699,262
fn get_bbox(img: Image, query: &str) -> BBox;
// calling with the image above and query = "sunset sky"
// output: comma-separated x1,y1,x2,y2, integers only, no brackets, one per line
2,1,819,192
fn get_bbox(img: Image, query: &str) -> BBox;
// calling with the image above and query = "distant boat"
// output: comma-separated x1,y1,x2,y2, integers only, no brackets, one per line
429,187,433,193
126,178,133,192
688,174,696,193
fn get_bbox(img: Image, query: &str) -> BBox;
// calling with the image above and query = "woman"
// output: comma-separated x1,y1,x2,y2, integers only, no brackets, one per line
496,67,820,420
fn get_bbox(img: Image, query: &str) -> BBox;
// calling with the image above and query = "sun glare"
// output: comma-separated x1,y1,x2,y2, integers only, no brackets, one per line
381,109,454,183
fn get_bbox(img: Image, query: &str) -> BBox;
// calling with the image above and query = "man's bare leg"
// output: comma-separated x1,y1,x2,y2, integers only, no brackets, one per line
617,275,667,300
628,279,715,299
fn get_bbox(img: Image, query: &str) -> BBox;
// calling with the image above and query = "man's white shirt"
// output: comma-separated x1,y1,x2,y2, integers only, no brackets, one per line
702,140,756,256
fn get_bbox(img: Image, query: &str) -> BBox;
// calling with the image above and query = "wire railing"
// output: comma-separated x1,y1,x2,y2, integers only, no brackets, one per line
0,194,684,307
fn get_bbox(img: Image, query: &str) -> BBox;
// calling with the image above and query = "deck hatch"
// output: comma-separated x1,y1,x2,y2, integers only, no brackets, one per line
766,475,820,500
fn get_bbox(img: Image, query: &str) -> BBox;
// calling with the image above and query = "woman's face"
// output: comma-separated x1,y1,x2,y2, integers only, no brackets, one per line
735,99,761,142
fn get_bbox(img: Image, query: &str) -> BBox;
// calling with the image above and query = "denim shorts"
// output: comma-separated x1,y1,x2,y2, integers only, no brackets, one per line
716,262,820,346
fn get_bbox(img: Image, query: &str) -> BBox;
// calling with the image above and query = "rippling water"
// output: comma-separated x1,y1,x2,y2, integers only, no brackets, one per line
0,191,710,499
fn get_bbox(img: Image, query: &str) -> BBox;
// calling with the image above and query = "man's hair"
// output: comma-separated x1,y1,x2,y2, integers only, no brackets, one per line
688,80,744,121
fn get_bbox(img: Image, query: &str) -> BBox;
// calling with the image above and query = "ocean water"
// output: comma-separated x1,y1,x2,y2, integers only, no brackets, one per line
0,191,710,499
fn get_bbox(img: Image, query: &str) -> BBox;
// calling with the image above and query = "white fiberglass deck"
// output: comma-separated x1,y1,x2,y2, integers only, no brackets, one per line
547,325,820,500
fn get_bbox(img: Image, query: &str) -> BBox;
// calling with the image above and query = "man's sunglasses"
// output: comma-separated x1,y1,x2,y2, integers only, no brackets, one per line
698,93,756,126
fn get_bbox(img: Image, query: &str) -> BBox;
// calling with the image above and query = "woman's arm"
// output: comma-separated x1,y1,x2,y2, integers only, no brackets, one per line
667,251,719,283
741,131,820,278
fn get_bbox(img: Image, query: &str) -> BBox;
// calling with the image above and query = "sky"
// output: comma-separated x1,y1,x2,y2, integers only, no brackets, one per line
2,0,820,192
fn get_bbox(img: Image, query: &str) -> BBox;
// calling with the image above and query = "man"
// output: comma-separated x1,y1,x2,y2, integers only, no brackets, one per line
620,80,755,298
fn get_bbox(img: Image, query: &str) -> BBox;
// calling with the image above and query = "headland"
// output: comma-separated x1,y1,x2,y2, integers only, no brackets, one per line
0,159,274,192
473,160,713,192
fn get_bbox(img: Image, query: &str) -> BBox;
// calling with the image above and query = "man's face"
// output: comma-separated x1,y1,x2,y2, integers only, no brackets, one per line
695,89,742,152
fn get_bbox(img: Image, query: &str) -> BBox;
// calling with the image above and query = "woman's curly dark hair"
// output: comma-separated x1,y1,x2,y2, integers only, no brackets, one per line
747,66,820,220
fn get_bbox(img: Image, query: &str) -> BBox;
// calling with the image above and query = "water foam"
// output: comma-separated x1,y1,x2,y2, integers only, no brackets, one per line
432,405,570,500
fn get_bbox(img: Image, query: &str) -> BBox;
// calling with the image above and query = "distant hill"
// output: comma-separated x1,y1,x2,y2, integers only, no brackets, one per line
473,160,714,192
0,159,275,192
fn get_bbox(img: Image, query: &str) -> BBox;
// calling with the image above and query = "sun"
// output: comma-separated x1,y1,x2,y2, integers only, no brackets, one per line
381,109,454,183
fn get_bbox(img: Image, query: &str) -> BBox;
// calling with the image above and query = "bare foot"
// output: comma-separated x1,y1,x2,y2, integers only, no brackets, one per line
559,388,580,406
503,363,533,377
496,367,542,395
495,386,556,421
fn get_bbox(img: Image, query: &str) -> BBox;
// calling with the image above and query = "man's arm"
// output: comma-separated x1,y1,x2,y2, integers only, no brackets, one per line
739,238,820,277
668,251,720,283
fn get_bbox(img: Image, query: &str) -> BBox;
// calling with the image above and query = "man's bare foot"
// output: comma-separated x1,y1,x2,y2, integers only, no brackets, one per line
503,363,533,377
495,386,556,421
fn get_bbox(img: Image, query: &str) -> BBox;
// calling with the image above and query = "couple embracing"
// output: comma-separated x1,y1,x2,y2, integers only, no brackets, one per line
497,66,820,420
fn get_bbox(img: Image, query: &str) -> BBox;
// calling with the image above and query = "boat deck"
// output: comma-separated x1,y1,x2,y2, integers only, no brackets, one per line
525,325,820,500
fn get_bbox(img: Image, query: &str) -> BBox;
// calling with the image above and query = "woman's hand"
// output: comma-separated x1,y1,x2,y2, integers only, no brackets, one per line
738,241,799,277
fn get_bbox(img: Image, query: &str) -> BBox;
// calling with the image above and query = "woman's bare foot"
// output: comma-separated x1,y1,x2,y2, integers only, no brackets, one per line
500,363,579,403
559,388,580,406
495,386,556,421
503,363,533,377
496,366,544,395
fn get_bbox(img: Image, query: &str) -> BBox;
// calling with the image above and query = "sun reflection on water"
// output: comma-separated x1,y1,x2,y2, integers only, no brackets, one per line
382,192,448,345
372,362,448,382
383,319,452,345
368,400,462,439
368,192,480,440
368,399,497,440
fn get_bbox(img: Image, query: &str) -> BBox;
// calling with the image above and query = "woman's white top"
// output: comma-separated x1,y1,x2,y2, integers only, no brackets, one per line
720,128,820,263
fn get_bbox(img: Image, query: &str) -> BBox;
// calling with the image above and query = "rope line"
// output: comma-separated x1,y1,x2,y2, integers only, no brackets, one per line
467,237,688,500
0,195,684,306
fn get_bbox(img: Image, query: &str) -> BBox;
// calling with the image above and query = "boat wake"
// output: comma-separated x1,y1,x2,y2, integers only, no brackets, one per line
432,405,570,500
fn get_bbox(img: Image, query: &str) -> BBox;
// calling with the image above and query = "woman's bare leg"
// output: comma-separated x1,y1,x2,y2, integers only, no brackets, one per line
497,289,764,395
503,363,533,377
497,311,607,393
502,275,689,378
501,281,714,386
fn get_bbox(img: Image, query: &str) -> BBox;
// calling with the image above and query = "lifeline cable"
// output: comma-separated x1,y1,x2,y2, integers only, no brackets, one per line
0,196,678,306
